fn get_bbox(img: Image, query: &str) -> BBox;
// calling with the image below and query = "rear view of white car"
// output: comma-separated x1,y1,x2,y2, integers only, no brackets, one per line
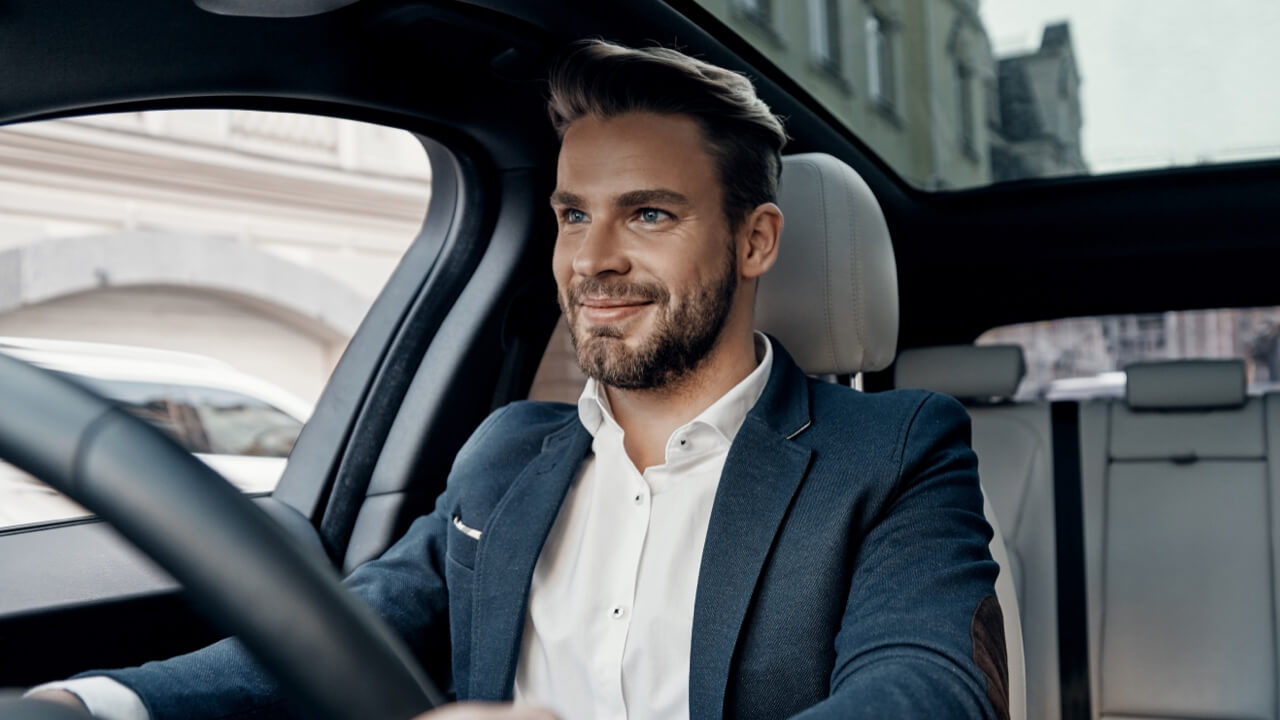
0,337,312,529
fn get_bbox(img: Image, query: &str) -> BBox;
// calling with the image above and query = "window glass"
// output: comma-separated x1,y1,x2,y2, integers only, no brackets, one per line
736,0,771,26
185,386,303,458
53,374,207,452
0,109,431,530
691,0,1280,190
866,14,893,109
956,64,975,154
977,306,1280,401
808,0,841,72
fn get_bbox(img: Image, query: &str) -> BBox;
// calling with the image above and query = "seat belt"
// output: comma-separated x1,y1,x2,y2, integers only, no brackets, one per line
1050,401,1092,720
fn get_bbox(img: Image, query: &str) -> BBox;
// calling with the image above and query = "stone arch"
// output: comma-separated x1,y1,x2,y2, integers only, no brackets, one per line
0,232,377,401
0,231,370,338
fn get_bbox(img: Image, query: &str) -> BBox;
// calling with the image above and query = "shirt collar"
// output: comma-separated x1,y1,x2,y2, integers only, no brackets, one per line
576,331,774,446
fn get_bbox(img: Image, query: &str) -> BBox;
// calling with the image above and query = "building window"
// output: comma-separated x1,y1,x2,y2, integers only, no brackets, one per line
808,0,841,74
866,13,895,110
957,63,976,156
736,0,773,29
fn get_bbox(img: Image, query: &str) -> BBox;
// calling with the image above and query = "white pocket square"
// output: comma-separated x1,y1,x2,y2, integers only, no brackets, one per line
452,514,483,540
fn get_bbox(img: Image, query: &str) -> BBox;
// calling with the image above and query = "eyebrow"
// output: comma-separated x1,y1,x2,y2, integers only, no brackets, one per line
615,189,691,209
549,189,692,209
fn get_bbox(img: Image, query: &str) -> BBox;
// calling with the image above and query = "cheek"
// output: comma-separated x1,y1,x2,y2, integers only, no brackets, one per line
551,236,575,285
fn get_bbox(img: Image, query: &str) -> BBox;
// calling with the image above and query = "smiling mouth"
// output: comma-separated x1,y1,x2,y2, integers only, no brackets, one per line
578,299,653,323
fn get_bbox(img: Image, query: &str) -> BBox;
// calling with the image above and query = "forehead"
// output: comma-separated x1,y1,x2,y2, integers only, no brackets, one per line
554,112,719,200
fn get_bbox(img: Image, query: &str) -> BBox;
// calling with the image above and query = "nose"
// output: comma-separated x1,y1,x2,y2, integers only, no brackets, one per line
571,222,630,278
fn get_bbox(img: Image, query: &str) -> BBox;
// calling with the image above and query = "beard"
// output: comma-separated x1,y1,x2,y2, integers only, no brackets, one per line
559,245,738,391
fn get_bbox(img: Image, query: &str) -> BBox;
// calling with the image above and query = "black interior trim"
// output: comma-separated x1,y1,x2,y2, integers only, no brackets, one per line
312,136,497,562
343,167,559,569
1050,401,1092,720
192,0,362,18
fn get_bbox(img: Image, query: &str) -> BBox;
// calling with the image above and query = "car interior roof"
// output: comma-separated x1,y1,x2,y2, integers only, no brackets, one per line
4,0,1280,350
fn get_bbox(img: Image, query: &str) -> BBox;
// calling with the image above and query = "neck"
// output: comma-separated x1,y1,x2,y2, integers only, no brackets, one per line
605,321,758,472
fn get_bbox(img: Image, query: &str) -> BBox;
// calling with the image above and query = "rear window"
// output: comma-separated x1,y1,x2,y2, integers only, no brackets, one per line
977,306,1280,401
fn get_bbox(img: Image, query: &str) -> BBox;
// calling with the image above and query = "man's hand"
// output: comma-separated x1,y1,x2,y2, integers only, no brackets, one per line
417,702,557,720
25,690,87,712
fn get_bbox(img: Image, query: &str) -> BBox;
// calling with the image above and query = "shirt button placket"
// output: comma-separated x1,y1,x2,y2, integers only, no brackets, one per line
602,471,648,720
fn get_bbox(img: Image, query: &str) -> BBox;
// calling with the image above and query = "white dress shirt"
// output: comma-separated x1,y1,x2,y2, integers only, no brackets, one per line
513,333,772,720
34,333,774,720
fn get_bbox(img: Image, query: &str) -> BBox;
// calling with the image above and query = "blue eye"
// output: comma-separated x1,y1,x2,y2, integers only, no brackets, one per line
638,208,670,223
565,209,588,223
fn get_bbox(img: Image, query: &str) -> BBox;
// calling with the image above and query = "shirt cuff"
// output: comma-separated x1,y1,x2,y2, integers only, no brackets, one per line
26,676,150,720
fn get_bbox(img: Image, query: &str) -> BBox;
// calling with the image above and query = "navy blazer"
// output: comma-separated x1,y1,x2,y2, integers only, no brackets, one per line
99,341,1007,719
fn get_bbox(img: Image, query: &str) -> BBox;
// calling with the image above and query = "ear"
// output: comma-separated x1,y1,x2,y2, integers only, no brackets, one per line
738,202,783,280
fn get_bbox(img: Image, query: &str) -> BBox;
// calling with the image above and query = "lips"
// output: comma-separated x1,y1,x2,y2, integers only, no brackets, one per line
581,297,650,309
578,297,652,323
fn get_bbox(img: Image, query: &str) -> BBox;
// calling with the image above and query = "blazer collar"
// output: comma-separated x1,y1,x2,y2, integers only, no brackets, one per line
688,339,815,720
743,335,814,441
468,416,591,700
468,337,815,707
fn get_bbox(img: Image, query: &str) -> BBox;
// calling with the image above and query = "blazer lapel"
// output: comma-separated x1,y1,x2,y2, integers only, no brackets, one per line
468,419,592,700
688,342,815,720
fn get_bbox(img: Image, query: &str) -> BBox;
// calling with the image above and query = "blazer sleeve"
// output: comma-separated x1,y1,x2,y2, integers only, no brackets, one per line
82,406,514,720
792,392,1009,720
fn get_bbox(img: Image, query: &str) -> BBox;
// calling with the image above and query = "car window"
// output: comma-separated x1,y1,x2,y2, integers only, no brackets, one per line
977,306,1280,401
184,385,303,458
692,0,1280,190
52,374,210,453
0,109,432,530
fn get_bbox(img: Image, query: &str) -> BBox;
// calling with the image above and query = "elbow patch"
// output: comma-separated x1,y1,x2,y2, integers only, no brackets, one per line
971,594,1009,720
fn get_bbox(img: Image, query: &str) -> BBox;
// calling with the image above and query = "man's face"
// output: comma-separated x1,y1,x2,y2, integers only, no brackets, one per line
551,112,740,390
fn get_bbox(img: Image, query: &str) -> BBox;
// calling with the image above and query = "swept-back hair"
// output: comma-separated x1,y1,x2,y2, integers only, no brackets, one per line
548,39,787,233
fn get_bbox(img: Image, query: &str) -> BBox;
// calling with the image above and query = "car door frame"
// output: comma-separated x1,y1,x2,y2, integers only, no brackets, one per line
0,103,534,687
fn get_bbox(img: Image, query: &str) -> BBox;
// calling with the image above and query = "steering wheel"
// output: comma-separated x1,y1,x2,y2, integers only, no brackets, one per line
0,353,444,719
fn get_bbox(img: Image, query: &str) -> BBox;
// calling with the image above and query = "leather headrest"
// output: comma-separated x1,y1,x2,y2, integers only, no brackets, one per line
756,153,898,375
1125,360,1247,410
894,344,1026,401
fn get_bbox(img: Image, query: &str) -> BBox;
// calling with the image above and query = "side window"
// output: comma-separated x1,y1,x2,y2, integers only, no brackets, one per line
184,386,303,458
52,374,209,453
977,306,1280,401
0,110,432,530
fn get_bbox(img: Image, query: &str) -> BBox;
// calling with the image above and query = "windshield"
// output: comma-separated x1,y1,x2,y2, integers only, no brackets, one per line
690,0,1280,190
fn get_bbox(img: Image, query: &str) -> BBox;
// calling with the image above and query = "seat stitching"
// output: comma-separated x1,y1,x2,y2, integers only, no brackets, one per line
1095,402,1112,711
844,163,862,373
812,161,837,372
1264,396,1280,720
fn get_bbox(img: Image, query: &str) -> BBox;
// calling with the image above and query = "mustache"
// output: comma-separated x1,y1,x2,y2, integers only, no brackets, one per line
565,277,669,306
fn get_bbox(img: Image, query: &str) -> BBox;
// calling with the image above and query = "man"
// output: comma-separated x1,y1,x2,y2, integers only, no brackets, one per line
32,40,1007,719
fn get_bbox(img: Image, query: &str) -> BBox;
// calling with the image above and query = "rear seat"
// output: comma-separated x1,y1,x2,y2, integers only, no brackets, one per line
895,345,1057,720
1081,359,1278,720
899,347,1280,720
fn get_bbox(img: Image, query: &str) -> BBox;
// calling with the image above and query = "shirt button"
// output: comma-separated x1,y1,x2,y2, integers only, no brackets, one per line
610,605,627,619
677,437,689,449
633,493,644,505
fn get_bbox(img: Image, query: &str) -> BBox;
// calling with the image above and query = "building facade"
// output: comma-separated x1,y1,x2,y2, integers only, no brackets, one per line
694,0,1000,189
990,23,1088,182
0,110,431,403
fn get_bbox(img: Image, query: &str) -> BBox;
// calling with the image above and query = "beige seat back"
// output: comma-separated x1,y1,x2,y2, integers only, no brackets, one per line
1079,359,1277,719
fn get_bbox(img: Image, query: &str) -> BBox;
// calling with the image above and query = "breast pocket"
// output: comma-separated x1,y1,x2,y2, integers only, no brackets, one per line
446,513,482,571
